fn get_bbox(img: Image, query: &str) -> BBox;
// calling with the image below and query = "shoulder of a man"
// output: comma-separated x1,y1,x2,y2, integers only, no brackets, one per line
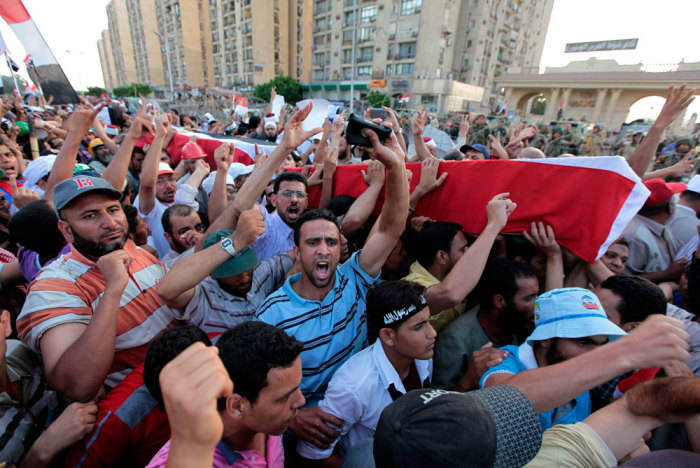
479,344,523,388
17,256,93,351
338,251,379,290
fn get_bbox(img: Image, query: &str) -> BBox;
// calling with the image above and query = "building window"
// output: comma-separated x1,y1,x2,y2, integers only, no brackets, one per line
396,63,414,75
359,26,375,42
358,46,373,62
357,65,371,76
397,42,416,59
342,49,352,64
342,29,353,44
361,6,377,23
314,70,324,80
342,67,352,79
386,64,392,76
344,11,356,27
400,0,422,16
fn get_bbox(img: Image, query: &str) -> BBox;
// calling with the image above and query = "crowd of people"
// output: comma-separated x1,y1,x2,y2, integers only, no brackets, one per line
0,81,699,468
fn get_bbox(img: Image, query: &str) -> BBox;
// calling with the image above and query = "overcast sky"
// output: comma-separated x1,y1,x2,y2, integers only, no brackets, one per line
1,0,698,119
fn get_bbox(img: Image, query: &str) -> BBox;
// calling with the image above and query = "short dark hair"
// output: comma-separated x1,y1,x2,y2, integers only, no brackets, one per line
293,208,340,246
131,146,145,158
122,203,139,234
640,200,671,216
216,321,303,404
443,149,464,161
248,115,261,129
477,258,538,310
143,325,211,406
273,171,308,194
681,190,700,203
612,237,629,249
366,280,426,343
410,221,463,269
327,195,356,218
236,124,249,136
161,204,195,235
599,275,667,324
8,199,65,258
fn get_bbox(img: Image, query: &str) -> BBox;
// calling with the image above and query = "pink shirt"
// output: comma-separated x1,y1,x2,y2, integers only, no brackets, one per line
147,435,284,468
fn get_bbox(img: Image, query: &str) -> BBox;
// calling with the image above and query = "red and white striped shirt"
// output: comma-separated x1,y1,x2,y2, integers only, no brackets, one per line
17,240,179,388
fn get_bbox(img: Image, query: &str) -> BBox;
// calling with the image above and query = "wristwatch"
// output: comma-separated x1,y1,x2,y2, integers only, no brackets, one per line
220,238,238,257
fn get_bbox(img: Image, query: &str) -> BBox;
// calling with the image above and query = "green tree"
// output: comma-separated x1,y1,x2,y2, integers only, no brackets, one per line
367,90,390,108
86,86,106,97
254,74,302,105
112,83,152,98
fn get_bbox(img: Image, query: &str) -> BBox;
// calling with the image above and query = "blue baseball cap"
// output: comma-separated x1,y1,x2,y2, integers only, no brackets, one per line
526,288,627,345
459,143,490,159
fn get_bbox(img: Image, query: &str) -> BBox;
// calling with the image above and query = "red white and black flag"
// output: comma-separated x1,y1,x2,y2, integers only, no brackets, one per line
0,0,79,104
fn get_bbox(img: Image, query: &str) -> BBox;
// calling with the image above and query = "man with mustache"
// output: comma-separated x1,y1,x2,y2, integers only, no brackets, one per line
16,175,179,402
255,123,409,453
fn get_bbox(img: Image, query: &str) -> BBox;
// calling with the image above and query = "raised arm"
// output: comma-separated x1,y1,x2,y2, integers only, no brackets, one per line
91,114,119,155
628,84,695,178
483,315,690,413
102,106,154,191
231,103,321,215
208,143,235,224
522,222,564,292
157,208,264,308
137,114,170,215
340,160,385,236
410,110,432,162
408,157,448,212
44,106,102,203
425,193,515,313
357,127,409,277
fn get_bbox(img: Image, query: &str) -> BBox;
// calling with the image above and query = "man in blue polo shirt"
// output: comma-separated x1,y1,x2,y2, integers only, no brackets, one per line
255,126,409,451
480,287,627,430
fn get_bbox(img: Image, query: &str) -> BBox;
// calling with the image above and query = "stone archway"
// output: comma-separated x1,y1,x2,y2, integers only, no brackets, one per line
515,92,541,114
621,94,666,124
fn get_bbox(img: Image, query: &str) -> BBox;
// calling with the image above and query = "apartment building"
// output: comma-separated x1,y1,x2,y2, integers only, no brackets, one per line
303,0,553,113
208,0,303,88
100,0,212,91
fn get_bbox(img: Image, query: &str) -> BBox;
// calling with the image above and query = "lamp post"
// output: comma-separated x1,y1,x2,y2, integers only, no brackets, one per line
350,0,358,111
154,30,174,96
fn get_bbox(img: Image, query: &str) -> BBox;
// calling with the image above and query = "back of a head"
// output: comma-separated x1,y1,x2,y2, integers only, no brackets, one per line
410,221,463,269
599,275,666,324
143,325,211,406
478,258,537,310
122,203,140,234
373,387,541,468
443,149,464,161
8,199,65,258
366,280,426,343
248,115,261,129
520,147,545,159
216,321,303,404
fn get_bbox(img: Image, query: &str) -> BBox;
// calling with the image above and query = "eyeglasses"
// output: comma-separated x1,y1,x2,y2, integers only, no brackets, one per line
278,190,307,199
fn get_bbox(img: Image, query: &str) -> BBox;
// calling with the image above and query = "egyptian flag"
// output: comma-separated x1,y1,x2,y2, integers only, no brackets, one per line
297,156,649,263
0,0,79,104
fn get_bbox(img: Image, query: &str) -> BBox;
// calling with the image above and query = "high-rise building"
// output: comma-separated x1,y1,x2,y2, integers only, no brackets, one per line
302,0,553,113
98,0,553,112
97,30,117,91
100,0,213,91
105,0,138,88
154,0,213,89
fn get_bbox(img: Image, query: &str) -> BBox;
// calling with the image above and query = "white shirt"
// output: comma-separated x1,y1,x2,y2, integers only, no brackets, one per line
296,340,432,459
134,195,171,258
250,205,295,261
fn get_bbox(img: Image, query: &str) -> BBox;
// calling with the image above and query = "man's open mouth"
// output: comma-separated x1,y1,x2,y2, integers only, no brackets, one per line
316,260,330,280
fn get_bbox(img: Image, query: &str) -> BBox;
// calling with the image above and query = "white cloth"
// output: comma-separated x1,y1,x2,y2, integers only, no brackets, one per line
134,195,171,258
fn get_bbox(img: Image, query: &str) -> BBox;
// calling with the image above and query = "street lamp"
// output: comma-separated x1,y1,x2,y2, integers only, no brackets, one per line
350,0,358,111
154,30,174,96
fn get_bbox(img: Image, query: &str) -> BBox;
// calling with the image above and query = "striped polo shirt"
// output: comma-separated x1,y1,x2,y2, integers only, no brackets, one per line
17,240,179,388
255,252,379,406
